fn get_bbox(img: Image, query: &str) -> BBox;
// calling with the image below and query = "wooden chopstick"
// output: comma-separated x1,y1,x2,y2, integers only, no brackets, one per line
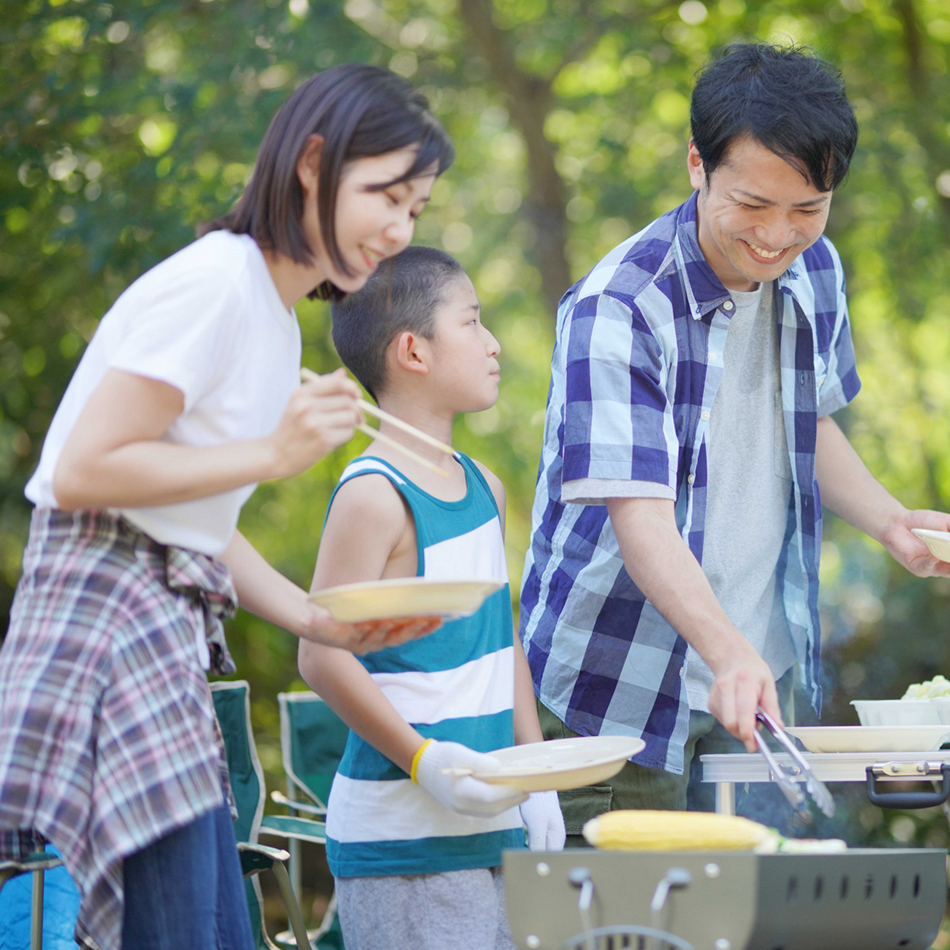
300,368,450,478
355,422,449,478
357,399,454,457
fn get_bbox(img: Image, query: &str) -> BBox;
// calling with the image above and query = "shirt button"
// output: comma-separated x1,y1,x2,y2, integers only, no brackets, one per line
687,473,695,485
701,411,710,421
723,300,734,311
709,351,719,362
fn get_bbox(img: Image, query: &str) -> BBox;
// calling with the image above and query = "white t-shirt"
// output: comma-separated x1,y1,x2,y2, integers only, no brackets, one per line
26,230,301,557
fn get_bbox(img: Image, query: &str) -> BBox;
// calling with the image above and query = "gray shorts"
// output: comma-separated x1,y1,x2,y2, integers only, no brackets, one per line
335,866,517,950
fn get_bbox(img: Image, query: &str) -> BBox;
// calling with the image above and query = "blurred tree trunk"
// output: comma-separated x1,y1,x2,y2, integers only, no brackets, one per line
456,0,572,319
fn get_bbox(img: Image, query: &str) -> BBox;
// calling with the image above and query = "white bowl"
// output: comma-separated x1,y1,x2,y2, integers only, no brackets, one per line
851,698,950,727
911,528,950,563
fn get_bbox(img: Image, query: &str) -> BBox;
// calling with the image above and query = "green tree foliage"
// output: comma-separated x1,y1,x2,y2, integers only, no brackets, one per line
4,0,950,858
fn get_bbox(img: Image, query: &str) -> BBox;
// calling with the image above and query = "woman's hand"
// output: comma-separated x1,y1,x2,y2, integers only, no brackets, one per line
302,605,442,654
265,368,361,479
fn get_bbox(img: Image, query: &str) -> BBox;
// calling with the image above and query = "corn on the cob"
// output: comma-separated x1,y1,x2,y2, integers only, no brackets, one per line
582,809,772,851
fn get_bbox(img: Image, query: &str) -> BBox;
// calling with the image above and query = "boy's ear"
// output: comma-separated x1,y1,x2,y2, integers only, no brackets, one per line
297,134,325,198
393,330,431,377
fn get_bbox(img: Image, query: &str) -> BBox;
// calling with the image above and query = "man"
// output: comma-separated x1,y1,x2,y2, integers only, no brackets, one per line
520,42,950,839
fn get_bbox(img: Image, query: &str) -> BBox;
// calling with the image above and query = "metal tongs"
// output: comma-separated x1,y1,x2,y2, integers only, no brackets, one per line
755,707,836,821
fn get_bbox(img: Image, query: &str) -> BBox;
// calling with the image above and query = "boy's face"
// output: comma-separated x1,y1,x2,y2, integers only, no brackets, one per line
688,135,832,292
427,274,501,413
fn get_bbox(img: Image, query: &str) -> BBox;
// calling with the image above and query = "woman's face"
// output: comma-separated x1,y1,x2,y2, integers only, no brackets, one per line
303,146,437,294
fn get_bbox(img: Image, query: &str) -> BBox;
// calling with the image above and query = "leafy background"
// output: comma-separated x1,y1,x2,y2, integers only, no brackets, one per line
4,0,950,940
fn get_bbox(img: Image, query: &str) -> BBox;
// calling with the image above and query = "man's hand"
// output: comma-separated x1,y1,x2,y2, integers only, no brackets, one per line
707,639,782,752
301,605,442,654
879,509,950,579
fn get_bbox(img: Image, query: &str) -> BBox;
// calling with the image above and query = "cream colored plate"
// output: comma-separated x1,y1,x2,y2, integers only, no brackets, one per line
912,528,950,563
308,577,503,623
786,725,950,753
470,736,646,793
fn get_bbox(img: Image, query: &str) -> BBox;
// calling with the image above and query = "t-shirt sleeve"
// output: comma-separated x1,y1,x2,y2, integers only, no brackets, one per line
108,264,240,413
817,252,861,418
560,290,678,503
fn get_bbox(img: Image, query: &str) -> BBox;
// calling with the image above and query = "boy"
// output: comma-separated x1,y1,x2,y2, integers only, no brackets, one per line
298,246,565,950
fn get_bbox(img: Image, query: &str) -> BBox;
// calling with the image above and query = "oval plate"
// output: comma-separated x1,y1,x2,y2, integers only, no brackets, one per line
471,735,646,793
308,577,503,623
786,725,950,753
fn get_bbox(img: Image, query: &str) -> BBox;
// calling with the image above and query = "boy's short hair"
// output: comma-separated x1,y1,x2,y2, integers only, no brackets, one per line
331,246,465,401
691,42,858,191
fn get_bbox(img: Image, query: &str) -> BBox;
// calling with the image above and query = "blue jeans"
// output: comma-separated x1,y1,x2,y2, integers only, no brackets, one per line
121,803,254,950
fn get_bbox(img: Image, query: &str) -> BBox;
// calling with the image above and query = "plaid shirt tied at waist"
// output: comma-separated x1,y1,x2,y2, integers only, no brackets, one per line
0,507,237,950
520,192,861,774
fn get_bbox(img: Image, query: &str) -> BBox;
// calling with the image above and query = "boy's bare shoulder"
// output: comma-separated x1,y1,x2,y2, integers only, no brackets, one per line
329,473,408,527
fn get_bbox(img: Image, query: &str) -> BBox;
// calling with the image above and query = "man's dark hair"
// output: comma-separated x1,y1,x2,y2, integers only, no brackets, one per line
202,64,454,301
331,246,465,401
690,42,857,191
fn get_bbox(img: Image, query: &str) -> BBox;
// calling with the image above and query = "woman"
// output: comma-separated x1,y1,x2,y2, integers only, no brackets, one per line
0,64,453,950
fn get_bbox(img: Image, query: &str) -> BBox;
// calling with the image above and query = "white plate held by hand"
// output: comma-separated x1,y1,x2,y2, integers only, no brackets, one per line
452,736,646,793
912,528,950,563
308,577,503,623
786,725,950,753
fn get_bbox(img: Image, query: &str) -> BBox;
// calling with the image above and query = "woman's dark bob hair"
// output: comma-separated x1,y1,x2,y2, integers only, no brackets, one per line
202,64,454,300
691,42,857,192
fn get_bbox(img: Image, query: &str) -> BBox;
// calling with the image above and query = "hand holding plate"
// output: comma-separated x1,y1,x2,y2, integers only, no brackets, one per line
302,603,441,654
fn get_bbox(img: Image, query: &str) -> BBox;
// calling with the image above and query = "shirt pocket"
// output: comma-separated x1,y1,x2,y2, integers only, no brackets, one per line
774,391,793,482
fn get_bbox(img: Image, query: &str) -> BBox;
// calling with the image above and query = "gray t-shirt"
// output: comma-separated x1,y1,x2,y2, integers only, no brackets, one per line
685,282,797,711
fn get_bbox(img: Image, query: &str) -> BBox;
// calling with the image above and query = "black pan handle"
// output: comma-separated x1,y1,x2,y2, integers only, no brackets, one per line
865,764,950,809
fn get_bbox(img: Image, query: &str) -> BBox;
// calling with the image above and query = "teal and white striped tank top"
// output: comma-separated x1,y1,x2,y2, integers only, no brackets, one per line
325,453,525,878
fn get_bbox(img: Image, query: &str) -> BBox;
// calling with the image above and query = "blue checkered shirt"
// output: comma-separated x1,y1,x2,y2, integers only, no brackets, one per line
520,192,861,773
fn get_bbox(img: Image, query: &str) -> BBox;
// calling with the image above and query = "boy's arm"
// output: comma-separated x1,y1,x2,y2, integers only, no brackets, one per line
475,459,544,745
298,475,426,773
514,633,543,744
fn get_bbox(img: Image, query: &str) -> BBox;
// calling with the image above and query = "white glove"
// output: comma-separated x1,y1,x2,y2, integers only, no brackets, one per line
414,740,528,818
519,790,566,851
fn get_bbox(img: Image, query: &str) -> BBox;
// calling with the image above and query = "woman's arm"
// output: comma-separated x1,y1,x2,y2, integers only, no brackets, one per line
221,530,439,654
53,368,360,510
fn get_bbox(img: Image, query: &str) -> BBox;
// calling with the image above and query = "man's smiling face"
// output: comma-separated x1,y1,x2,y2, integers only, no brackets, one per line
688,135,832,292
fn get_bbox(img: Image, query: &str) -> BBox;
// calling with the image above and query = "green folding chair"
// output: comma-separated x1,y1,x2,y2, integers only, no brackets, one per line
210,680,315,950
268,690,351,950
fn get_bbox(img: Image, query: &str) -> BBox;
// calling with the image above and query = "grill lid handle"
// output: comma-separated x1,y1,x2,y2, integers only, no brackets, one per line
865,763,950,809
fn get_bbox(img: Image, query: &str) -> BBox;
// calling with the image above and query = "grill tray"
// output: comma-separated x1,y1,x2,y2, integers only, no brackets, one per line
503,848,946,950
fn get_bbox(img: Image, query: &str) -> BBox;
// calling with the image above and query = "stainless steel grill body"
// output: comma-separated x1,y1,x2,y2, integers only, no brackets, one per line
503,848,946,950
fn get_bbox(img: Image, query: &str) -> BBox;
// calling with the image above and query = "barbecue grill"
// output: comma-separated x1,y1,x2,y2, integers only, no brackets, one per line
503,847,947,950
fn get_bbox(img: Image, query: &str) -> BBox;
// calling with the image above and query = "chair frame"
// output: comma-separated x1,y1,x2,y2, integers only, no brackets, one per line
0,848,63,950
210,680,312,950
267,690,349,950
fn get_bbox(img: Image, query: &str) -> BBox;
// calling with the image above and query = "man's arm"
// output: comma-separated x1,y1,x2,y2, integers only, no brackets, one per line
815,415,950,577
606,496,782,751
